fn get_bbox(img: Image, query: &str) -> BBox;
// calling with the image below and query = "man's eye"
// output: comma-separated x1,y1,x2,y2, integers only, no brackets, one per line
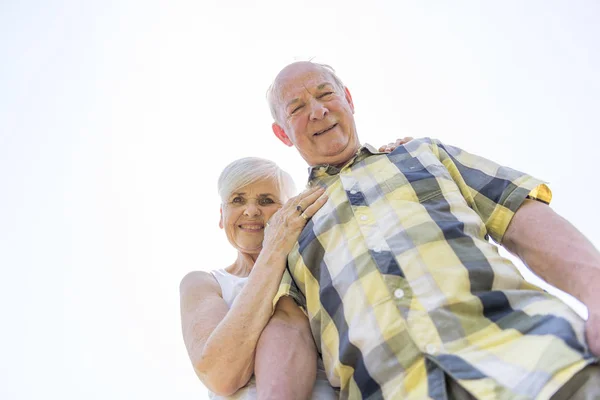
318,92,334,99
290,105,304,115
259,198,275,206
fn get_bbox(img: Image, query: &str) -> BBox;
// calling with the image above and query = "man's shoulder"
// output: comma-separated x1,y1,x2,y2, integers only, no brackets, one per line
405,137,441,150
369,137,441,158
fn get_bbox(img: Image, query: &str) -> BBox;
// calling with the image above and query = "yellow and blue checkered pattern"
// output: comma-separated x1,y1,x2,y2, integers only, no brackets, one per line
275,138,596,399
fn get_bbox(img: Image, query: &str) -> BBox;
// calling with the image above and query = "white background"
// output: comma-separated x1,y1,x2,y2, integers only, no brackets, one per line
1,1,599,399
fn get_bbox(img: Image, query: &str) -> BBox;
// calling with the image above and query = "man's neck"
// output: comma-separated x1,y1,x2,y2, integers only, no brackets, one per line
310,144,363,169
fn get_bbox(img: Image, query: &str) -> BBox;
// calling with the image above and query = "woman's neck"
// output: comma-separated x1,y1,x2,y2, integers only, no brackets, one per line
226,251,258,277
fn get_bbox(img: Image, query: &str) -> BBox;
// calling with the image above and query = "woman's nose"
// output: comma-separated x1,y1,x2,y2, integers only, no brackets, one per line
243,202,261,217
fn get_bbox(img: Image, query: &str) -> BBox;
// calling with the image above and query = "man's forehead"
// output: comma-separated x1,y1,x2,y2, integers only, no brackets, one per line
277,68,336,98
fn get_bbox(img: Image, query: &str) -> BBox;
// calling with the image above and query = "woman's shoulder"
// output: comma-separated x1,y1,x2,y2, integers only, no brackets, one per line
179,270,222,297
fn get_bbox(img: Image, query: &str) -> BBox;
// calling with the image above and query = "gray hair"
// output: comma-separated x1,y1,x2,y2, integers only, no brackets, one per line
218,157,297,203
266,61,346,125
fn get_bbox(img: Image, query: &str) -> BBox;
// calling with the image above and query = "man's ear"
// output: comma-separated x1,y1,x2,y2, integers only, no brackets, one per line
272,123,293,147
219,206,224,229
344,86,355,114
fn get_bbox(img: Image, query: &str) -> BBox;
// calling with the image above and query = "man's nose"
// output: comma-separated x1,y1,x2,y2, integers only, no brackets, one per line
309,100,328,121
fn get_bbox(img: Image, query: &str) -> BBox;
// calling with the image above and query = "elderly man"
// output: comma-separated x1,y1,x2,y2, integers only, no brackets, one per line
259,61,600,399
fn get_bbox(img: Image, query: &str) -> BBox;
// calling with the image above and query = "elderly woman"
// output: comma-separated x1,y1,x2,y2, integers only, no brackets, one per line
180,157,335,399
180,140,412,399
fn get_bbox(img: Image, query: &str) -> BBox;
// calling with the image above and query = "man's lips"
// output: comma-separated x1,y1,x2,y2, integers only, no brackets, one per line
313,123,338,136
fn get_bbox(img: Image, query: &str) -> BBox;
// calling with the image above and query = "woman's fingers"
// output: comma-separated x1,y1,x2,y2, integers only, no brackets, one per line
286,186,320,210
301,191,328,219
294,186,325,212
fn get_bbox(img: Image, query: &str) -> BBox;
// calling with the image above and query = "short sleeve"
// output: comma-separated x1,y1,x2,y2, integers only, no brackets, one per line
272,268,306,314
433,139,552,243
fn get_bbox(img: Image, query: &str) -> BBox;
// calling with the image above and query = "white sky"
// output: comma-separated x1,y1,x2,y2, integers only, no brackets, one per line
1,1,599,399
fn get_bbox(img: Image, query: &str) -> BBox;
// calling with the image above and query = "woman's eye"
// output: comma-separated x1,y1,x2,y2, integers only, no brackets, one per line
232,197,244,204
259,198,275,206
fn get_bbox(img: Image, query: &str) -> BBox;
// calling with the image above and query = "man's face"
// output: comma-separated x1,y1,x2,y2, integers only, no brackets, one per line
272,63,360,167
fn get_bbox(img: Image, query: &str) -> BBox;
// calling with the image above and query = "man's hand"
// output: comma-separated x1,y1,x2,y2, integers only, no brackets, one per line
586,307,600,356
379,137,414,153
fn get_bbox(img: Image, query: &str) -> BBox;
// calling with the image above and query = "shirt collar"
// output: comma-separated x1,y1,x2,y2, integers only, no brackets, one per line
307,143,382,182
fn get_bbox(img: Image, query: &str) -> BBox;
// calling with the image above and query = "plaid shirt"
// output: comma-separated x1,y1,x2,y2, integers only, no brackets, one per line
275,138,596,399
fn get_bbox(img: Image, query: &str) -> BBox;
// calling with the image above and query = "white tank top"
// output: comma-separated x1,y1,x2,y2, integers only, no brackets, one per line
208,268,337,400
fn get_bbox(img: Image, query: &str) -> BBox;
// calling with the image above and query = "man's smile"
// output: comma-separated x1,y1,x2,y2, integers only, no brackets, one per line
313,123,338,136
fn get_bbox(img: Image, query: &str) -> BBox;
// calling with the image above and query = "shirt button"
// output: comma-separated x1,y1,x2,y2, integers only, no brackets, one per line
394,289,404,299
373,247,381,252
350,189,358,195
360,215,368,221
425,344,437,354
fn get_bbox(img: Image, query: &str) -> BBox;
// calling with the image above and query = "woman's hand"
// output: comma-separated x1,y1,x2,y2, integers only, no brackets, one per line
262,186,327,255
379,137,414,152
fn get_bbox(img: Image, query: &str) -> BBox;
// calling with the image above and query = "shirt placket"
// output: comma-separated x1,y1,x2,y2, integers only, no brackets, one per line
338,169,414,311
340,165,444,363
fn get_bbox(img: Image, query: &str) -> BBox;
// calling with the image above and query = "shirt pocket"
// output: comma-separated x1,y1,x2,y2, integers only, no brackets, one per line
385,152,451,203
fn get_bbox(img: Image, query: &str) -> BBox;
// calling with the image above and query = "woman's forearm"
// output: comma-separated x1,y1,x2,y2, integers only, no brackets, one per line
193,250,288,393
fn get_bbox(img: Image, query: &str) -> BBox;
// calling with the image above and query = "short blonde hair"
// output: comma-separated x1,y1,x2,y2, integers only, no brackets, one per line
266,61,346,125
218,157,297,203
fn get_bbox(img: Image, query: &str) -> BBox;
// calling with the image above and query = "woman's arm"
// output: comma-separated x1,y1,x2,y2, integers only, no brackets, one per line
180,252,288,395
180,272,248,395
180,186,327,395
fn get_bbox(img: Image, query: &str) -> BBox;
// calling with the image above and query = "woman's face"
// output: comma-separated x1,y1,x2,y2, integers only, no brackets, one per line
220,178,285,256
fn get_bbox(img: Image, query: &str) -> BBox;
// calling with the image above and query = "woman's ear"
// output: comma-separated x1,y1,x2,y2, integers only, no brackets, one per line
219,206,224,229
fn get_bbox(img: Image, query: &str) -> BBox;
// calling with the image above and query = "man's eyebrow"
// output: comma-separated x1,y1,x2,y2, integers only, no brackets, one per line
285,83,335,109
286,98,302,109
317,83,334,90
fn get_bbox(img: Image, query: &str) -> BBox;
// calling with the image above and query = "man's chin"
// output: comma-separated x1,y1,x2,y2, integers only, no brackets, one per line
320,143,359,166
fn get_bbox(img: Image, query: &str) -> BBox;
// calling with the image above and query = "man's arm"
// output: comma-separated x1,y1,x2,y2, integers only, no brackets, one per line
254,296,317,400
502,199,600,356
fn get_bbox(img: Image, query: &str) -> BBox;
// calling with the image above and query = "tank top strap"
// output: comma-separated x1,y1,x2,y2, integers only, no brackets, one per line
210,269,248,308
